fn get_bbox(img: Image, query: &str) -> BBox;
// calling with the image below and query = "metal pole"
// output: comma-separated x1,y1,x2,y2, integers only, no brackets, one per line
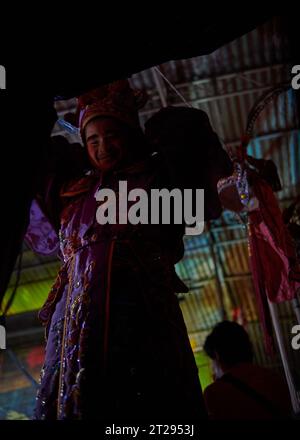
267,298,300,414
207,224,227,320
151,67,167,107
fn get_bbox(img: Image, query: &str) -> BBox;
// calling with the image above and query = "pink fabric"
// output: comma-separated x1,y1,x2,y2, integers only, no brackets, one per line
247,176,300,353
248,177,300,303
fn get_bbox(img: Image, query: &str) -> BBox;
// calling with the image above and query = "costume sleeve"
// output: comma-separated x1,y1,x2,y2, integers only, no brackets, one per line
25,197,60,256
24,172,63,256
24,136,90,256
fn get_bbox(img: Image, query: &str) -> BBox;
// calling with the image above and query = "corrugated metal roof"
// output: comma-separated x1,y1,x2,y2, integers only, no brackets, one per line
130,18,292,87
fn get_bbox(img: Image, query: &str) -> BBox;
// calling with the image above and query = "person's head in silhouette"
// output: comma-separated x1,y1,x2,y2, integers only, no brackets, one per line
204,320,253,380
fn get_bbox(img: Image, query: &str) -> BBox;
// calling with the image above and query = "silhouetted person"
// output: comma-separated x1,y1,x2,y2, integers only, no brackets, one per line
203,320,291,420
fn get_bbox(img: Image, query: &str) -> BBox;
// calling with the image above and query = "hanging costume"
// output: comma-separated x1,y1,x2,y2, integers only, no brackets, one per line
217,148,300,353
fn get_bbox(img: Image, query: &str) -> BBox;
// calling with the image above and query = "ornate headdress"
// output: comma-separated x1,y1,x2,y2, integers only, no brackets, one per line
64,79,148,140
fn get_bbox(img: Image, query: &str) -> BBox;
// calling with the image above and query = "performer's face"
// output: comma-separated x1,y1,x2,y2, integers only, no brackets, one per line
85,118,131,171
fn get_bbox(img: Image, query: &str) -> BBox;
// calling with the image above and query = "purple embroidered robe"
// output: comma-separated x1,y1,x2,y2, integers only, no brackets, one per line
26,158,207,420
